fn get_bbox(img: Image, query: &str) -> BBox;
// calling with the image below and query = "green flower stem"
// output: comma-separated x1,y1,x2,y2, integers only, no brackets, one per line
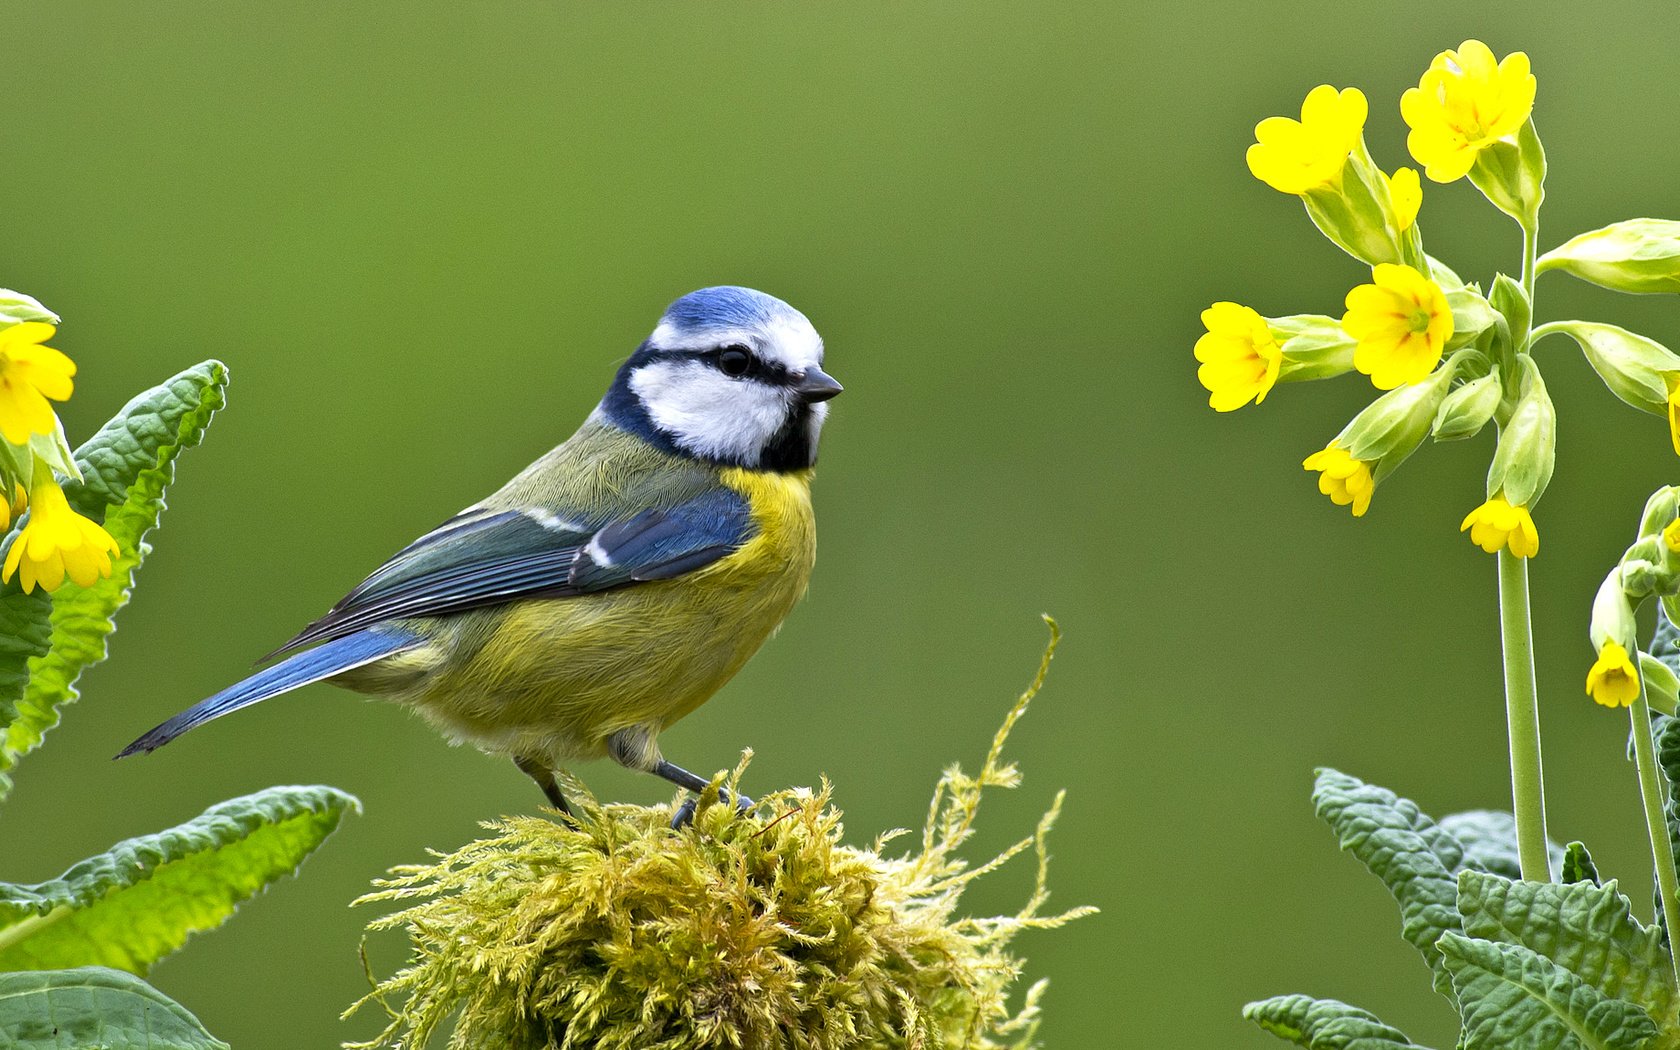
1498,549,1552,881
1520,219,1540,329
1629,690,1680,994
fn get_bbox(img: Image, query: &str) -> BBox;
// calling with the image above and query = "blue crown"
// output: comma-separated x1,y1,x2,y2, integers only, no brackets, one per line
658,286,795,335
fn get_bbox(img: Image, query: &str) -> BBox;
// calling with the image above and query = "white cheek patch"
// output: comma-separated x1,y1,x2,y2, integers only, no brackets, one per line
629,360,792,464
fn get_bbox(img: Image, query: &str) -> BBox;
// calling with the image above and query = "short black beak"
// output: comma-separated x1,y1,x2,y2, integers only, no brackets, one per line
794,367,843,403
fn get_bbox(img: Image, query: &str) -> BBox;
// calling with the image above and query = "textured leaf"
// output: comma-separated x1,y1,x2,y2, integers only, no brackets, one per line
1313,768,1462,995
1441,934,1659,1050
1457,870,1676,1031
1440,810,1566,881
0,785,356,973
0,966,227,1049
1654,716,1680,902
1243,994,1433,1049
1565,843,1604,886
0,360,227,799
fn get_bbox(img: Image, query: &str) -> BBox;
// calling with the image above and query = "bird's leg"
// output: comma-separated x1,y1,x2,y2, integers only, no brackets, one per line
606,727,752,829
513,755,572,816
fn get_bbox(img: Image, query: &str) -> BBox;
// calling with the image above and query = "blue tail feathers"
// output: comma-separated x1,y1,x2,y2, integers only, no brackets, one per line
116,629,421,758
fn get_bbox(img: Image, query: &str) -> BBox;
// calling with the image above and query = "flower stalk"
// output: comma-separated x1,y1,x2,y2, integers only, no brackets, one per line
1498,549,1550,880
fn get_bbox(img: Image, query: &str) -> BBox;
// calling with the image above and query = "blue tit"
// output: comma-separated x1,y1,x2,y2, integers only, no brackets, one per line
120,286,841,820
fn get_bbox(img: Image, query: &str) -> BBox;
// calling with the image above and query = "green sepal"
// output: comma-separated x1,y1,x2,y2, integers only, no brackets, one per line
0,291,59,327
1487,356,1555,506
1551,321,1680,416
0,360,227,800
1468,118,1546,229
1433,373,1502,441
0,966,228,1049
1428,255,1467,289
1539,219,1680,295
1563,843,1602,886
1441,933,1660,1050
1242,994,1433,1049
1312,768,1463,996
1270,315,1358,382
1338,362,1458,483
0,784,358,973
1491,273,1533,352
1456,870,1677,1027
1299,142,1415,268
1446,287,1499,350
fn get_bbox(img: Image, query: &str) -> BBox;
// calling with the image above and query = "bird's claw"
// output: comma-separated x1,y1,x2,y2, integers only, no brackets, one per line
669,790,754,830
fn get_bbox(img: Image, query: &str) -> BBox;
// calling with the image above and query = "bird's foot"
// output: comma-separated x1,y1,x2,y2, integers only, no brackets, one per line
669,789,754,830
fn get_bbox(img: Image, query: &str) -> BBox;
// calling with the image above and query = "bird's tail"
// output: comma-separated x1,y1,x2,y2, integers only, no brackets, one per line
116,628,422,758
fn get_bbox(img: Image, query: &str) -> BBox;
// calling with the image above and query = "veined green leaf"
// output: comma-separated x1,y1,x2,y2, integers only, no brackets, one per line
0,966,226,1049
1313,768,1462,995
1564,843,1603,886
0,360,227,800
1441,934,1659,1050
1654,716,1680,902
1440,810,1565,882
1457,870,1676,1033
0,785,356,973
1243,994,1433,1049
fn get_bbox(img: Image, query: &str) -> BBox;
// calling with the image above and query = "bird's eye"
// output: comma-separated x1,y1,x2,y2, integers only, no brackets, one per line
716,346,754,377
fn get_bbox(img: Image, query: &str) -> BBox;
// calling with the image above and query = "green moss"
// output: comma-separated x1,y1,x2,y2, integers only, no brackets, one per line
347,621,1092,1050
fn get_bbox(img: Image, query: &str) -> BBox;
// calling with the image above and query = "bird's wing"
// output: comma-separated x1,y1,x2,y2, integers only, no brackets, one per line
264,488,754,660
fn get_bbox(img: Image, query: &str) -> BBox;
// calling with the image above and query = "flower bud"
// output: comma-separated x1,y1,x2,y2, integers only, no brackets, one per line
1639,486,1680,540
1337,361,1457,477
1590,567,1639,652
1552,321,1680,416
1269,314,1357,382
0,290,59,328
1620,535,1668,598
1538,218,1680,295
1486,357,1554,507
1444,287,1498,350
1639,652,1680,715
1489,273,1531,351
1468,119,1546,227
1433,373,1501,441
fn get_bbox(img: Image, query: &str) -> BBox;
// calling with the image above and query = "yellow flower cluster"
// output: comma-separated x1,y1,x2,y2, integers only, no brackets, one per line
1195,40,1548,554
0,314,119,594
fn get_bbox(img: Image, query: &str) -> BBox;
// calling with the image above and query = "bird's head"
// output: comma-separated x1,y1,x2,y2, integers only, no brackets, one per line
600,287,841,471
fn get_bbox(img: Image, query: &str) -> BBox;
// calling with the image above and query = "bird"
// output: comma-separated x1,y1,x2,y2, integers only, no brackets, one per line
119,286,841,822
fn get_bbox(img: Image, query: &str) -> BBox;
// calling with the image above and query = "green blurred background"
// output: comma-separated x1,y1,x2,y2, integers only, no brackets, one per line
8,2,1680,1046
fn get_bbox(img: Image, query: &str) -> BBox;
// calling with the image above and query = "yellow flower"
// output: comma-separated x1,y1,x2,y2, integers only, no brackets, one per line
1247,86,1368,195
1664,517,1680,553
2,476,118,593
0,482,23,532
1401,40,1536,183
1302,445,1375,517
0,323,75,446
1460,496,1538,557
1386,167,1422,232
1194,302,1282,411
1342,264,1454,390
1586,641,1640,708
1664,374,1680,456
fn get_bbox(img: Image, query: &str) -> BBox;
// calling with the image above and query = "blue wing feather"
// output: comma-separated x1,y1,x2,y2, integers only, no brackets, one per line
265,486,754,660
117,628,422,756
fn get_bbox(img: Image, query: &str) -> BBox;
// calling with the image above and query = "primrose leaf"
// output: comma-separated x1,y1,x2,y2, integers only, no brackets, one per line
0,966,227,1049
0,360,227,800
1456,870,1676,1034
0,785,356,973
1313,768,1463,996
1242,994,1434,1049
1440,809,1566,881
1654,716,1680,897
1564,843,1603,886
1441,934,1660,1050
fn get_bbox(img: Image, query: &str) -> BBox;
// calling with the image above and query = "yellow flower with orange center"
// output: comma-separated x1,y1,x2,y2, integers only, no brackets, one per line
1302,445,1375,517
1460,496,1538,558
1586,640,1640,708
1342,264,1454,390
1247,86,1368,195
1194,302,1282,411
2,474,118,593
1401,40,1536,183
0,322,75,446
